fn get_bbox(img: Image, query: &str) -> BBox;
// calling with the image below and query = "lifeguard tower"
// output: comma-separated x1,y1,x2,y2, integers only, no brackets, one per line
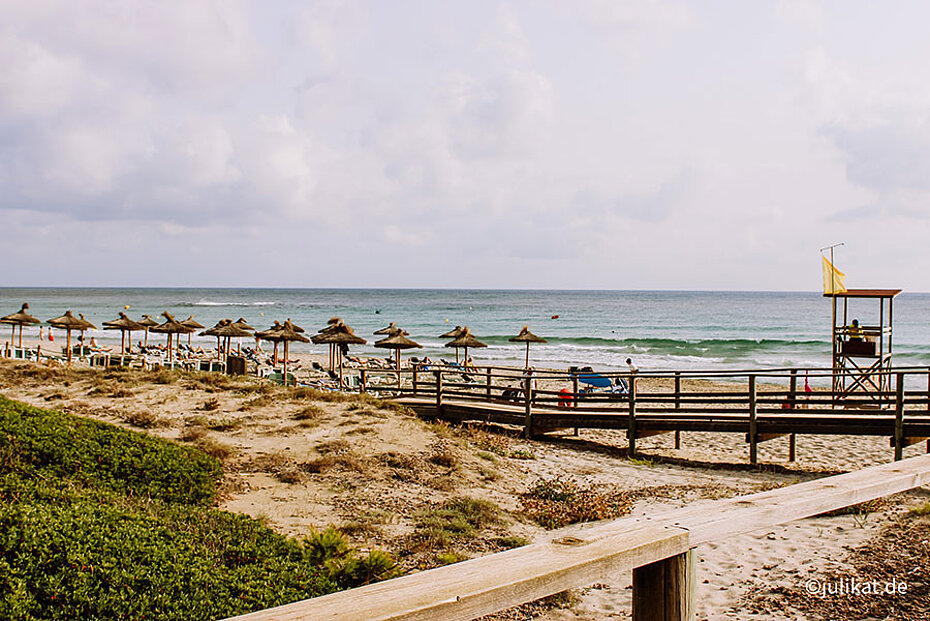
827,288,901,406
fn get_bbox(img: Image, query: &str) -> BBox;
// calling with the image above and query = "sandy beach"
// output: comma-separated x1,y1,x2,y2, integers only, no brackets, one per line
1,356,928,620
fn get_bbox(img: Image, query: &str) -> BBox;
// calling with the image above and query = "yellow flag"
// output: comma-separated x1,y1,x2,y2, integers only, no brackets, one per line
822,256,847,295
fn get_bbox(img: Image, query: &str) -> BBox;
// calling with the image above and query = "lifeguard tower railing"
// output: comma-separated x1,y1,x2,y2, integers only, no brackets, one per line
828,288,900,405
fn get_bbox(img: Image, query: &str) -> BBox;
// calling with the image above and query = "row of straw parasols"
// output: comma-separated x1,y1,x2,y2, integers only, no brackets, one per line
3,302,549,380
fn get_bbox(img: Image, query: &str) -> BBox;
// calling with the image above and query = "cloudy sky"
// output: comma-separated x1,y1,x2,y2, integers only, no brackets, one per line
2,1,929,290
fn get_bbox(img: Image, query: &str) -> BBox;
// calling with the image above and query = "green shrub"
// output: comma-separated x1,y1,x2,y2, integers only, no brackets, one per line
0,396,398,620
0,396,219,505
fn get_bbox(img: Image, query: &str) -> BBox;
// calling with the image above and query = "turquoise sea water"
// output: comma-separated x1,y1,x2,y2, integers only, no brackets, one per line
2,288,929,372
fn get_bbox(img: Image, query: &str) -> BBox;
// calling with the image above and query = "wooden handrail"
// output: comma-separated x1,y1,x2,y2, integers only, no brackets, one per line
226,454,930,621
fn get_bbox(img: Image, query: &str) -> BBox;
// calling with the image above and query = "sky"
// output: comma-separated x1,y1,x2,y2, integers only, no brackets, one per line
2,0,930,291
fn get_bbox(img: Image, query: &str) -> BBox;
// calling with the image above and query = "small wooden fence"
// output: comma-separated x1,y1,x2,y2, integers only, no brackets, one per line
357,364,930,463
228,453,930,621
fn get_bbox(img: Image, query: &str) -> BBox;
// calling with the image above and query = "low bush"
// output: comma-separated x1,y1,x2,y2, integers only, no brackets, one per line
521,477,633,529
0,396,219,505
0,395,396,620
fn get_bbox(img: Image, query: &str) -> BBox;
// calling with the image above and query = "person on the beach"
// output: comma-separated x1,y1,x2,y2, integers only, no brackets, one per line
848,319,863,341
626,358,638,374
522,367,538,402
39,327,44,341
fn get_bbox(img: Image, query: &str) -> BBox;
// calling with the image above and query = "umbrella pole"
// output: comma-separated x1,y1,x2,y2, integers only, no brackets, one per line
66,329,72,365
283,341,289,387
396,349,401,389
526,343,530,369
144,328,149,347
121,331,126,356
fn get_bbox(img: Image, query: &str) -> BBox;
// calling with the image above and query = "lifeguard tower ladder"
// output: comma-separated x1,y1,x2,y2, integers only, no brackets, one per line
828,289,901,407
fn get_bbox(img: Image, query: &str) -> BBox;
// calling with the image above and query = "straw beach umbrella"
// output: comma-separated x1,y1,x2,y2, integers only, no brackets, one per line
1,303,40,348
256,320,284,363
439,326,465,362
374,331,422,388
444,327,486,368
312,321,366,387
77,314,96,357
150,312,193,361
316,317,342,371
137,314,159,347
213,321,253,358
47,310,93,365
181,316,205,347
374,322,407,336
509,326,548,369
103,312,145,356
260,320,310,387
230,318,255,354
201,319,230,354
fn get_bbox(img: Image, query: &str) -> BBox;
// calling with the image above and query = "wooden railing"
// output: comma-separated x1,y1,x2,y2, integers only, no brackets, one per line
227,453,930,621
359,365,930,463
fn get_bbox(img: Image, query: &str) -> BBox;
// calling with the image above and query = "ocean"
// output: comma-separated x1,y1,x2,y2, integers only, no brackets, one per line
2,288,930,373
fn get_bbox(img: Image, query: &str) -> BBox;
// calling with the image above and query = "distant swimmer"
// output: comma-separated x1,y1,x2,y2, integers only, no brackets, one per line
551,314,559,319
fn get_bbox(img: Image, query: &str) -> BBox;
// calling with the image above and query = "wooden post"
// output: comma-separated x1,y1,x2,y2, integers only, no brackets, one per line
435,370,443,415
486,366,492,399
628,374,637,456
894,372,904,462
632,550,695,621
523,375,533,439
674,372,681,450
749,375,758,465
360,369,367,394
788,369,797,462
572,371,579,410
412,366,418,395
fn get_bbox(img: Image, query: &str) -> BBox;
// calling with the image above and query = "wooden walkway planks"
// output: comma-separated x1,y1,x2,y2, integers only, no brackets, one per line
395,397,930,440
226,454,930,621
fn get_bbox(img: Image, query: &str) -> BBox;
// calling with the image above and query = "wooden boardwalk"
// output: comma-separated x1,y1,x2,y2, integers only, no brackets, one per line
374,365,930,463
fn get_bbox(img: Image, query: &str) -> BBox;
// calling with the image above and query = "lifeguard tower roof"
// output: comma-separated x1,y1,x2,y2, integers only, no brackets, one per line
823,289,902,299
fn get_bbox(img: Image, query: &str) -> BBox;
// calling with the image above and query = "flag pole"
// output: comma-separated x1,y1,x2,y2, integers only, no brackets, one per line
820,242,844,391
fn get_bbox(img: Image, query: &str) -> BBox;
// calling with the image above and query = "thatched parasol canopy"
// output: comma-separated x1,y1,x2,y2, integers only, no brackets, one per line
445,327,486,350
374,332,421,351
150,312,194,360
47,310,92,364
255,320,283,341
231,318,255,331
180,316,205,347
258,320,309,387
137,314,159,347
104,312,145,331
509,325,548,369
374,322,408,336
444,326,486,367
311,321,366,387
375,331,422,388
104,312,145,355
1,303,40,348
212,323,254,338
439,325,465,339
286,318,306,333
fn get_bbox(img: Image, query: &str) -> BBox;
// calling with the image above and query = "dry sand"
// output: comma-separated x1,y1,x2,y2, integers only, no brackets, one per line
1,357,928,621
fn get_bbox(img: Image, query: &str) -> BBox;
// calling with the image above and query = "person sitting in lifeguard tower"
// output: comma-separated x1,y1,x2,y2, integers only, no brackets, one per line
848,319,864,342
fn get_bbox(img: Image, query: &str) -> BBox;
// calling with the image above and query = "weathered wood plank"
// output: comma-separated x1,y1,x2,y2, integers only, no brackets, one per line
227,526,690,621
